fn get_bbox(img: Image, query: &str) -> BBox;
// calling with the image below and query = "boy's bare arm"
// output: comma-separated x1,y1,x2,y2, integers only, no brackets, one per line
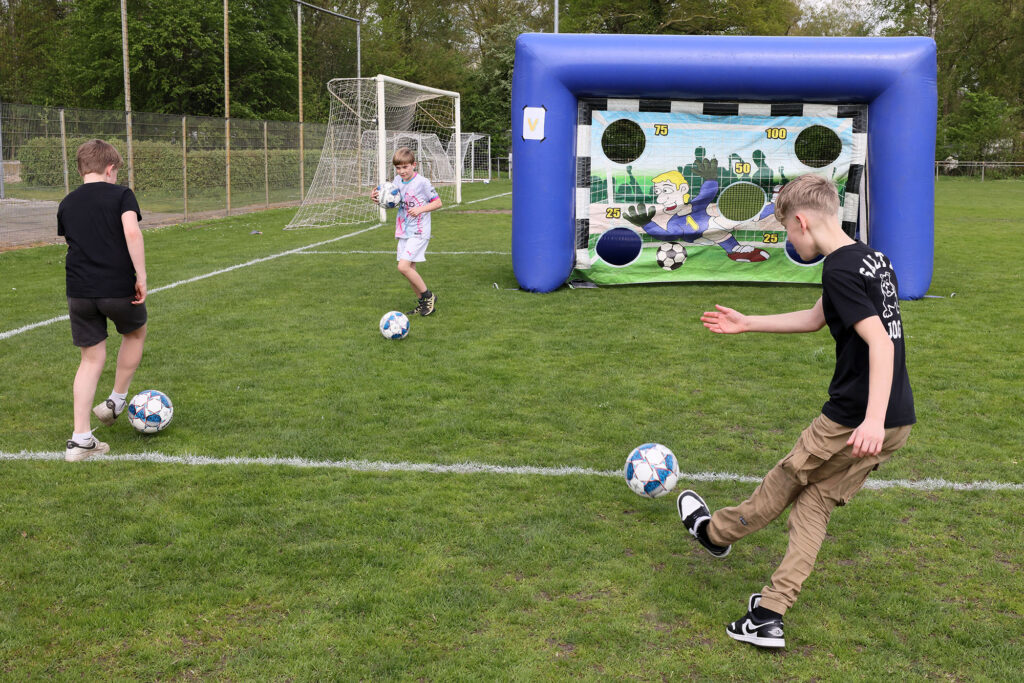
701,297,825,335
848,315,894,457
122,211,147,304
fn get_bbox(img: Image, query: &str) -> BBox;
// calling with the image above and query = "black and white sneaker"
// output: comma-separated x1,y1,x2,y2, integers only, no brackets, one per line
677,490,731,558
420,290,436,316
407,291,436,317
726,594,785,648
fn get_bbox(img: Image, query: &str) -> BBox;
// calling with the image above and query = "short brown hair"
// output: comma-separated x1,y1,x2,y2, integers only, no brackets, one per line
392,147,415,166
774,174,839,223
76,139,123,176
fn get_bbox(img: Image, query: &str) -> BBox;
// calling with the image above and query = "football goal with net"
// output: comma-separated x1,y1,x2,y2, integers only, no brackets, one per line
287,75,461,229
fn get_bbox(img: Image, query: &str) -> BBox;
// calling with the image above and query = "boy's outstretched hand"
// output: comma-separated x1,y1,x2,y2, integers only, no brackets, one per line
701,304,746,334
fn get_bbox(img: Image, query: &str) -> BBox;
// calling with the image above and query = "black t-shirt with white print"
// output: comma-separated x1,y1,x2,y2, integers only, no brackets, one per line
57,182,142,298
820,242,915,429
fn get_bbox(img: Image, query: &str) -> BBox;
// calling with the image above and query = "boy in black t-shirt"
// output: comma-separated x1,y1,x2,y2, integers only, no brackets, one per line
57,139,148,462
677,174,915,648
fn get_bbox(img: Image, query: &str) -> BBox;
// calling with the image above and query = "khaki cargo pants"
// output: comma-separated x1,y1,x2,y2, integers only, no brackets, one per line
706,413,912,615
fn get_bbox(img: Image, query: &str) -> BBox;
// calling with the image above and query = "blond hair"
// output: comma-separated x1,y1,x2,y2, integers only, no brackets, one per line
392,147,416,166
76,139,123,176
774,174,839,223
652,170,688,189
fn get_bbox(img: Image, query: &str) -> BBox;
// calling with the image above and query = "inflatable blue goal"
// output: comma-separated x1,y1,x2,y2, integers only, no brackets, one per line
511,34,937,299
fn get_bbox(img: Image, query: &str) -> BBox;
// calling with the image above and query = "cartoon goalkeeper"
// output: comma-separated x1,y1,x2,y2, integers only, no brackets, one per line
623,157,769,262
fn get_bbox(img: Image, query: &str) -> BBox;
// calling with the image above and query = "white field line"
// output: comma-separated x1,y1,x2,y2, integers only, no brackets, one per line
463,191,511,204
3,451,1022,492
296,250,510,255
0,224,383,342
2,189,514,343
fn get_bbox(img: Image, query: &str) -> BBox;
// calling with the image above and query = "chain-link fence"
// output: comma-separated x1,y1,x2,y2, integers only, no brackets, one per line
0,101,325,249
935,160,1024,180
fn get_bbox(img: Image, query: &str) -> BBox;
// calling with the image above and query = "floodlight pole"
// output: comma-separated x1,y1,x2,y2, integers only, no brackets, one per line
291,0,362,78
224,0,231,214
554,0,559,33
0,97,6,199
120,0,135,190
298,3,304,199
292,0,364,201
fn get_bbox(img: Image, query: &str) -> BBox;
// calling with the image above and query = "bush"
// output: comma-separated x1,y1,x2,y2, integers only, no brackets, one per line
18,136,317,194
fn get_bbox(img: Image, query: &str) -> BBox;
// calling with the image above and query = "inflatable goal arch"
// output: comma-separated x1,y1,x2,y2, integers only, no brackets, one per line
510,34,937,299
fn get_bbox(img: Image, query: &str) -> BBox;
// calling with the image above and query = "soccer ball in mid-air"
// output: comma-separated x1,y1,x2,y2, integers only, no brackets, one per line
656,242,687,271
376,182,402,209
127,389,174,434
379,310,410,339
624,443,680,498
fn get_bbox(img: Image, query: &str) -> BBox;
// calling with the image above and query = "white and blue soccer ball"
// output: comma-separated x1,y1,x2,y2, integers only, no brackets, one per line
624,443,680,498
127,389,174,434
379,310,410,339
376,182,402,209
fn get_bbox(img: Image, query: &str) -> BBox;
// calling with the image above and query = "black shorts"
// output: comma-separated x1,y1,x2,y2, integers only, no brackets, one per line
67,297,148,347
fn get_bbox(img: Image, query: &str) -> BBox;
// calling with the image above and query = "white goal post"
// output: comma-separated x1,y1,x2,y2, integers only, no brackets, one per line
286,74,461,229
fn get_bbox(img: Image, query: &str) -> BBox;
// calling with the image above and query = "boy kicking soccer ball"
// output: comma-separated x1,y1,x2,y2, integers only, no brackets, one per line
57,139,149,462
679,174,915,648
371,146,442,316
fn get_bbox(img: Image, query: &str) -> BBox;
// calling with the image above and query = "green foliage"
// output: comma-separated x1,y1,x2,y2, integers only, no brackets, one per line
16,135,315,193
880,0,1024,156
560,0,800,35
792,0,881,36
3,0,1022,163
0,0,75,105
939,91,1021,161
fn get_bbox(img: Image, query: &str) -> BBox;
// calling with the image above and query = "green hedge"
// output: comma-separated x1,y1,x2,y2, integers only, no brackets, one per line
18,137,318,193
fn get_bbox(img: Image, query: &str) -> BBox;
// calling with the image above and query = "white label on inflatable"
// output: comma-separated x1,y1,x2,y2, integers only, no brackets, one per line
523,107,546,140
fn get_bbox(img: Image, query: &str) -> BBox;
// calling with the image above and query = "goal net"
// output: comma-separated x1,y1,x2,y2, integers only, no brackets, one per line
449,133,491,182
286,75,461,229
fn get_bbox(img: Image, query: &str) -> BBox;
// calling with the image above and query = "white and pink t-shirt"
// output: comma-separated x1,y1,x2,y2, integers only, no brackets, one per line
393,173,439,239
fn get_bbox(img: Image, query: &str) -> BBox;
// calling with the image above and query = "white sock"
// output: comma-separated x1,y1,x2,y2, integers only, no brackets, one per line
109,391,128,410
71,431,93,445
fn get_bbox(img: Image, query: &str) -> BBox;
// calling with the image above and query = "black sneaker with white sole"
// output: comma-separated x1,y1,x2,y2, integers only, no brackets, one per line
420,290,436,316
726,594,785,648
677,490,731,558
407,291,436,317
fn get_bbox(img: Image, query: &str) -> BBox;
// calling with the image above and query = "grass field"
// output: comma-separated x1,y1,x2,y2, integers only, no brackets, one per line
1,178,1022,679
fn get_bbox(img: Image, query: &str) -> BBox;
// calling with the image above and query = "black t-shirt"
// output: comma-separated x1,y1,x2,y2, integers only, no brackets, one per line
57,182,142,298
820,242,916,428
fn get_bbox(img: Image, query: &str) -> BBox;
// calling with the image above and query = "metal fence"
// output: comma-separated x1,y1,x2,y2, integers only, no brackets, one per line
0,101,326,249
935,160,1024,180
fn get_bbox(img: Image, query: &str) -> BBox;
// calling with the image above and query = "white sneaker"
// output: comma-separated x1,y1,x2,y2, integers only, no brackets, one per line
92,398,124,426
65,438,109,462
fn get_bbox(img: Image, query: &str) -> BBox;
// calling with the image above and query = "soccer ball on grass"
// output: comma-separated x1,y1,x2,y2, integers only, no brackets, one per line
375,182,402,209
127,389,174,434
624,443,680,498
379,310,410,339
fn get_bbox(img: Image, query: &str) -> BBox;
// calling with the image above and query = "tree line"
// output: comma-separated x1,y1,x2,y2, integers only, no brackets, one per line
2,0,1021,160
